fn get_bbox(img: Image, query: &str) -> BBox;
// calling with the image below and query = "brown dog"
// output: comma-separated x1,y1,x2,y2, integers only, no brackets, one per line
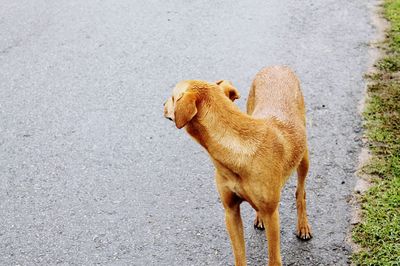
163,66,311,266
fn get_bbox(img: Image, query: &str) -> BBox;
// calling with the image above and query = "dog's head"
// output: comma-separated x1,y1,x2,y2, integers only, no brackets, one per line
164,80,240,129
163,81,197,129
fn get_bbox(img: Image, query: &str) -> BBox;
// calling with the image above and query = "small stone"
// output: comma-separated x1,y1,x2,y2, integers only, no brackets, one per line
354,179,370,194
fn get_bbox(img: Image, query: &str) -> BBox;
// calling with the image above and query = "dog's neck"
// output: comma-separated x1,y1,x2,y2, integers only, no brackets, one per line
185,92,266,169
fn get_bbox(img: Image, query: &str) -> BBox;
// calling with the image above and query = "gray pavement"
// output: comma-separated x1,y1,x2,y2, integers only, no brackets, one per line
0,0,374,265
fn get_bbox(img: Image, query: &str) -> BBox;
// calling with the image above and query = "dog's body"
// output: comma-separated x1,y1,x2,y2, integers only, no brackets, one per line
164,66,311,266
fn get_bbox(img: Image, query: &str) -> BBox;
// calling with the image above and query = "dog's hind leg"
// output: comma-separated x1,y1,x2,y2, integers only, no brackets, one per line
254,212,265,230
295,149,312,240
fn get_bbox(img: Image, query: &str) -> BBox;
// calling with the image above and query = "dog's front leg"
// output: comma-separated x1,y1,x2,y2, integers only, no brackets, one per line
216,177,246,265
261,204,282,266
225,203,246,266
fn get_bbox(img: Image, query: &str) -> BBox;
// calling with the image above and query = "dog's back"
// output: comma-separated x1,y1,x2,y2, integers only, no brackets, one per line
246,66,306,126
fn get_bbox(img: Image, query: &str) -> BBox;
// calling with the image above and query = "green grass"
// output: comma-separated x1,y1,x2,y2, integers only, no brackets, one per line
352,0,400,265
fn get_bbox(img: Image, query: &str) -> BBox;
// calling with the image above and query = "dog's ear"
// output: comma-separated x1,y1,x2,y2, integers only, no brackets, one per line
174,92,198,129
215,80,240,102
224,86,240,101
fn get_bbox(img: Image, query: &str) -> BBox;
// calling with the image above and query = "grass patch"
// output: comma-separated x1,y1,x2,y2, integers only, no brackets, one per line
352,0,400,265
376,56,400,71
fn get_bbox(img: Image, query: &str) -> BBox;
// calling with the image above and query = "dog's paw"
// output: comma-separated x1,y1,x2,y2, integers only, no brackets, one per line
296,223,312,240
253,214,265,231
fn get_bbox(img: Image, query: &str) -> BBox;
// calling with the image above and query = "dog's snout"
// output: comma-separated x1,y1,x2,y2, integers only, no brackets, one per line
164,98,174,122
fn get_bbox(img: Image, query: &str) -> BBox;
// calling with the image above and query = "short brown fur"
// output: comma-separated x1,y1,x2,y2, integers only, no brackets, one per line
164,66,312,266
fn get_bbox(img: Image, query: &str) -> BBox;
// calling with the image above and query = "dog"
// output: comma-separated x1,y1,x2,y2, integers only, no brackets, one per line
163,66,311,266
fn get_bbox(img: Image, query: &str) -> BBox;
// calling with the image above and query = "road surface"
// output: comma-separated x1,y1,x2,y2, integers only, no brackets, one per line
0,0,374,265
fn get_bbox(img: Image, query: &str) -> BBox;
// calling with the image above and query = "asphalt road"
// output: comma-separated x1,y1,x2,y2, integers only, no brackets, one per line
0,0,374,265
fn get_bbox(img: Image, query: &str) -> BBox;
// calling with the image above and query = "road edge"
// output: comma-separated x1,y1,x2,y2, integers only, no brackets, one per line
347,0,388,262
